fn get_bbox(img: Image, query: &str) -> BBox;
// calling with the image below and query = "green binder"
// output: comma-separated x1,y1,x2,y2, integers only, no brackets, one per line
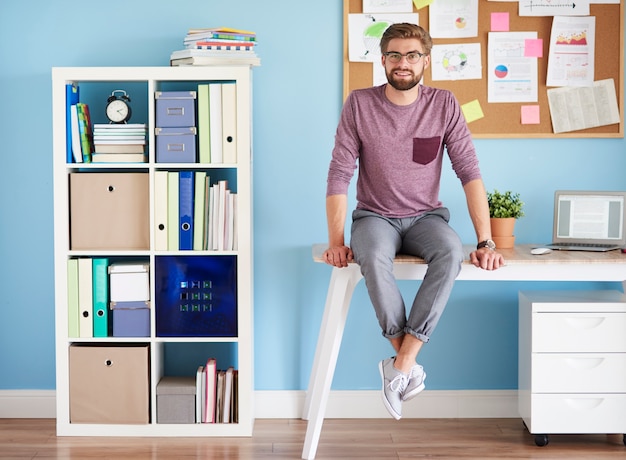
92,258,110,337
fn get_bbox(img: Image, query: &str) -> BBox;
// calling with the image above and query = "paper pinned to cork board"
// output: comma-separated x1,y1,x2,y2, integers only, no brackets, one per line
547,78,620,134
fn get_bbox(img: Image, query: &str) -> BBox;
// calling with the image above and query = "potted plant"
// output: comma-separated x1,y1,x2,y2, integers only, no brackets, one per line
487,189,524,249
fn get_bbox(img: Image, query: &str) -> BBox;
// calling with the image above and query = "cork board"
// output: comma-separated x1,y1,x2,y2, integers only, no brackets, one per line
343,0,624,138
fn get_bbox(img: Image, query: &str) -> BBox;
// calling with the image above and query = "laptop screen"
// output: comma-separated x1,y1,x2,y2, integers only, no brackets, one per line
553,191,626,244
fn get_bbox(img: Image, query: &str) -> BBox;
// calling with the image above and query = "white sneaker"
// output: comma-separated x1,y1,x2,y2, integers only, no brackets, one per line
402,364,426,401
379,357,408,420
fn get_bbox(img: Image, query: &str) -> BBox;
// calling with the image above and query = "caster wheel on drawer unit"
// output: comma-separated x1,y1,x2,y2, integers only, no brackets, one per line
534,434,549,447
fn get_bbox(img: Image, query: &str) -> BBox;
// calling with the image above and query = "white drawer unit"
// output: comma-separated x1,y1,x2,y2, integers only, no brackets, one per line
519,290,626,447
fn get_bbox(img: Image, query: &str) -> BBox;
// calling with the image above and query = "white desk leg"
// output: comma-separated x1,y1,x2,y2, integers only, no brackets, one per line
303,269,340,420
301,266,362,460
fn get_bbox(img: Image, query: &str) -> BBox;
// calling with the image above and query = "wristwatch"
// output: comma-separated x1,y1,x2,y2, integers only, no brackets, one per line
477,239,496,251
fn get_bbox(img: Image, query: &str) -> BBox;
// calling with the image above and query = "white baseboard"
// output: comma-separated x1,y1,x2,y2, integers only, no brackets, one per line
0,389,518,419
255,389,519,419
0,390,57,418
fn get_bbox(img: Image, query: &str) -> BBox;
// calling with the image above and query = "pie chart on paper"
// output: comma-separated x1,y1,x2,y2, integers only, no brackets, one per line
455,17,466,29
494,65,508,78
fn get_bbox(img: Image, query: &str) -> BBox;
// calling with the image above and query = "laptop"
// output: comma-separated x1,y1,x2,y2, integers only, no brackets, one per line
543,190,626,252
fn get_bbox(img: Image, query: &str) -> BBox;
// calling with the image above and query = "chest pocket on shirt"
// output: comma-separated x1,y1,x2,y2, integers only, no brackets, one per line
412,136,441,165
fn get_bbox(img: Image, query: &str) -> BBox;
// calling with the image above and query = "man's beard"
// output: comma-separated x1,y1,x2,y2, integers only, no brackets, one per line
386,68,421,91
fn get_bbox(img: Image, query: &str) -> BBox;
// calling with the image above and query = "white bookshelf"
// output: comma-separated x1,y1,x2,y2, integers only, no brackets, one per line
52,66,255,436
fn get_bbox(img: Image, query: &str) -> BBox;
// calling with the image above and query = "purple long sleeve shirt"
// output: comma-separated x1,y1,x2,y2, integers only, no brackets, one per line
327,84,482,219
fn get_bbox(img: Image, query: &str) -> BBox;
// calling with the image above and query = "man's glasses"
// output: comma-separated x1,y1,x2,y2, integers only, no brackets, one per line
383,51,426,64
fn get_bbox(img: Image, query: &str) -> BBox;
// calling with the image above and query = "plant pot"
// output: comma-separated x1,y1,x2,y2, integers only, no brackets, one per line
493,235,515,249
490,217,516,249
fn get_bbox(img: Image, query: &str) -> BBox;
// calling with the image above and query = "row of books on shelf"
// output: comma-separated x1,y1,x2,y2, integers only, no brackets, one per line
66,84,148,164
170,27,260,67
67,258,150,338
197,359,238,424
156,172,237,251
66,84,236,165
69,100,94,163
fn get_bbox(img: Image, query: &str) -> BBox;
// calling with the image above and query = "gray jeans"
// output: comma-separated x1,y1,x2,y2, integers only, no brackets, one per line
350,208,464,343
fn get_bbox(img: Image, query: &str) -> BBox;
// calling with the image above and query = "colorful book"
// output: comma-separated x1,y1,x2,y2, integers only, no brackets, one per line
81,103,95,158
203,358,217,423
222,366,234,423
76,103,92,163
65,83,79,163
196,365,204,423
193,42,255,51
203,175,212,250
170,56,261,67
216,180,227,250
185,27,256,42
70,105,83,164
94,143,144,154
216,370,225,423
91,153,147,163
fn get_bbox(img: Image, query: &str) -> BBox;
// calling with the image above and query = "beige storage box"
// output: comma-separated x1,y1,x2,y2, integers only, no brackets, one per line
69,344,149,424
69,172,149,250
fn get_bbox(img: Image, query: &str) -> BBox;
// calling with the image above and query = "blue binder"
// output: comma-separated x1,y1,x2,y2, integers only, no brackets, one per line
179,171,194,250
65,83,79,163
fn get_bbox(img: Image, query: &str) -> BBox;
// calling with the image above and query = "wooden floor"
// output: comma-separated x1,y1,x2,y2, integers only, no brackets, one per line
2,418,625,459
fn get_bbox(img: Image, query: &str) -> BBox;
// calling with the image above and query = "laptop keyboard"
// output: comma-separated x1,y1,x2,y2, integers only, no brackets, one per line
552,242,616,249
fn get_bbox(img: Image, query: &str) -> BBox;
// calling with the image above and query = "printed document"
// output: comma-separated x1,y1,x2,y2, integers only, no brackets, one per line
547,78,620,134
487,32,538,103
546,16,595,87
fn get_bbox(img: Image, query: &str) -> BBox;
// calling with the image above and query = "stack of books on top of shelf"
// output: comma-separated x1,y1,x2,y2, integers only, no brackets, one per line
170,27,260,67
92,124,147,163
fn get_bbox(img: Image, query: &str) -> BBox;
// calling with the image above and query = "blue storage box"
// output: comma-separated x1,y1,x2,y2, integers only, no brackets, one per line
111,301,150,337
155,91,196,127
155,255,237,337
155,127,197,163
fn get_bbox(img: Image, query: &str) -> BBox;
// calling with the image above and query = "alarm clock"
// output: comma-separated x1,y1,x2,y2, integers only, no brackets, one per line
105,90,132,123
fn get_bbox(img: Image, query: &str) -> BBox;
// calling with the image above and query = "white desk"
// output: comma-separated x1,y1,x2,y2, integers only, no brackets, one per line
301,244,626,460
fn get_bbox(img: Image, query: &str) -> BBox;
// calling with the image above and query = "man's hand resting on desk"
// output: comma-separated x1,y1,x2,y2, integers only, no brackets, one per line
470,247,505,270
324,245,353,268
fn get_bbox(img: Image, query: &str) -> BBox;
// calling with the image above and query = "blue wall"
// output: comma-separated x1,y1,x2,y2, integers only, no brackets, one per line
0,1,624,392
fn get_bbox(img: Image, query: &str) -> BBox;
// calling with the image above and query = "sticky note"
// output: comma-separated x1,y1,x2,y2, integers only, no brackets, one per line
524,39,543,58
521,105,540,124
413,0,434,10
461,99,484,123
491,12,509,32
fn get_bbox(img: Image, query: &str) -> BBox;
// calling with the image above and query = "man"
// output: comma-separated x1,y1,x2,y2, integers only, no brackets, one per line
323,23,505,420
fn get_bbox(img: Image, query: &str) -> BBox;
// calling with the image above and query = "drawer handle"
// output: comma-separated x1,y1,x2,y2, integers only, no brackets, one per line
565,317,605,330
565,398,604,411
565,357,604,370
